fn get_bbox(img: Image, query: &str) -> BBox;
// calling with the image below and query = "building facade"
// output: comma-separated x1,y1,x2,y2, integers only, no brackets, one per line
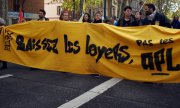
44,0,63,20
8,0,44,24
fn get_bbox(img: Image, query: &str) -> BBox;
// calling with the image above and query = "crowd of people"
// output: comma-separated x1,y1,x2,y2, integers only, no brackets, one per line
0,3,180,70
82,3,178,28
58,3,180,29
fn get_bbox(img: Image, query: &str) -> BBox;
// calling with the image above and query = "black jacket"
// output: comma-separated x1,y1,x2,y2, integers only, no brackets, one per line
134,19,144,26
143,12,171,28
93,19,102,23
116,15,136,27
171,20,180,29
37,17,49,21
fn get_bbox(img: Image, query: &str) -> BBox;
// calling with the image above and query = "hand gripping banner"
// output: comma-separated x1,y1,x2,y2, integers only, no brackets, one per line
0,21,179,83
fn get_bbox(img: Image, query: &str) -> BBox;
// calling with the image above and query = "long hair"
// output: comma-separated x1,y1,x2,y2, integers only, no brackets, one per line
82,13,91,23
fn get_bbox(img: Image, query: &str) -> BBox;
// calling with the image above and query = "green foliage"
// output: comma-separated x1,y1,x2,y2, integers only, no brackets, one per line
54,0,180,19
85,0,103,8
61,0,80,12
145,0,180,18
61,0,103,12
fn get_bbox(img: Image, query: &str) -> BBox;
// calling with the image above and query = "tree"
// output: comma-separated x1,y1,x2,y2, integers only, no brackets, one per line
84,0,103,17
145,0,180,18
61,0,103,17
0,0,8,25
61,0,80,12
79,0,84,16
84,0,103,9
117,0,138,19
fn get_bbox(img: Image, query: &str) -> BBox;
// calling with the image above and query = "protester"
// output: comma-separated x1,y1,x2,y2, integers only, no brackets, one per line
103,17,115,25
82,13,92,23
93,11,102,23
171,16,180,29
91,11,103,77
37,9,49,21
134,11,144,26
109,17,116,25
103,19,112,25
115,6,136,27
59,11,69,21
0,18,7,70
142,3,171,85
143,3,171,28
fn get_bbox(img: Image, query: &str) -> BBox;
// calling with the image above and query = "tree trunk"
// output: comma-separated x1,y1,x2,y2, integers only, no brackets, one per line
80,0,84,16
0,0,8,25
118,0,126,19
73,0,75,19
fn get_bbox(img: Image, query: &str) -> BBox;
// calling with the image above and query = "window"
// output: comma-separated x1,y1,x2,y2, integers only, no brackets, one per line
57,6,61,15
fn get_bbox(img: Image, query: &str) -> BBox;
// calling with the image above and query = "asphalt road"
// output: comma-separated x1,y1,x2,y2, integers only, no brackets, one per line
0,63,180,108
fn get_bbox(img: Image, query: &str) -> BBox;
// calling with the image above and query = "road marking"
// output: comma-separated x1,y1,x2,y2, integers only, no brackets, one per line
58,78,122,108
0,74,13,79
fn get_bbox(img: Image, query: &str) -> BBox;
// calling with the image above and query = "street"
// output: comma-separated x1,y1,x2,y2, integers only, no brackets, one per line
0,63,180,108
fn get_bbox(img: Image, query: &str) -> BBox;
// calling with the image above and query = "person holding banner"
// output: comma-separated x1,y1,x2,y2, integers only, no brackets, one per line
82,13,92,23
38,9,49,21
103,19,112,25
59,11,70,21
0,18,7,70
93,11,102,23
134,11,144,26
115,6,136,27
171,16,180,29
143,3,171,28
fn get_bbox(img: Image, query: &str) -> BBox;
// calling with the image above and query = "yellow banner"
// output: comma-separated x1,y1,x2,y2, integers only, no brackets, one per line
0,21,180,83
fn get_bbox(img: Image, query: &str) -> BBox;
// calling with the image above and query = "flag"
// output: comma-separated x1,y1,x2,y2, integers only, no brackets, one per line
18,8,24,23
